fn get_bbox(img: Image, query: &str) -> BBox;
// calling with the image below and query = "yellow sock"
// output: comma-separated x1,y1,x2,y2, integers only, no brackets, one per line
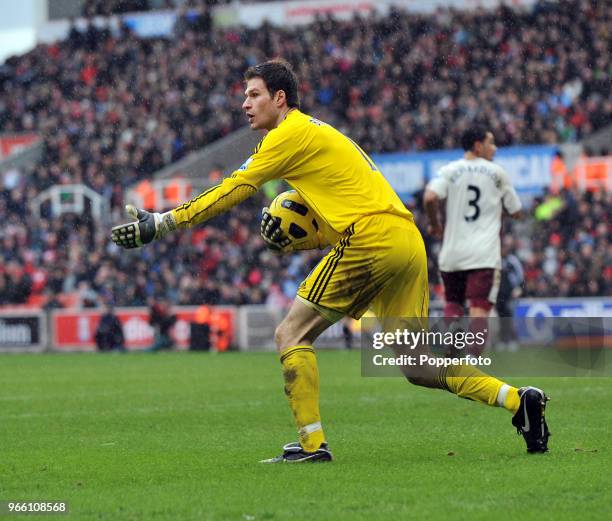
280,345,325,452
438,365,520,413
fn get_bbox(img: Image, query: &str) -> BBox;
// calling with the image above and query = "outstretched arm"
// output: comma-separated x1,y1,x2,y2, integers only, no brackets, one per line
111,128,296,249
172,175,257,228
111,175,258,249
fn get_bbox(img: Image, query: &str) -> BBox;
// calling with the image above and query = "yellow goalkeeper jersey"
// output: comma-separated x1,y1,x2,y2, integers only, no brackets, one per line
171,109,413,244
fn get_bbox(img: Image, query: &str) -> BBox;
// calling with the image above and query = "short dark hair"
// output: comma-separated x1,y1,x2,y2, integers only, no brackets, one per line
244,59,300,109
461,126,488,151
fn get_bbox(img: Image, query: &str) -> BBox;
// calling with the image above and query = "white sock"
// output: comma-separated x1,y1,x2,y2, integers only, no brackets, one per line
496,384,511,407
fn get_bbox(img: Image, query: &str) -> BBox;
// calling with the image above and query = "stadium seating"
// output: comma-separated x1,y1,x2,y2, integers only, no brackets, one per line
0,1,609,307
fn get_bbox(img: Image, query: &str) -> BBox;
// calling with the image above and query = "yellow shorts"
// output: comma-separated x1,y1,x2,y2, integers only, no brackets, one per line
297,213,429,322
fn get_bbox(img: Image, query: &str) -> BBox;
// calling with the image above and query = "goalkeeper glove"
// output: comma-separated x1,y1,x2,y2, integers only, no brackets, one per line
260,207,293,254
111,204,177,249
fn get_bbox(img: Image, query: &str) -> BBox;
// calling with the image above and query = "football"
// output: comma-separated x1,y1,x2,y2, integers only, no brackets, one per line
268,190,320,248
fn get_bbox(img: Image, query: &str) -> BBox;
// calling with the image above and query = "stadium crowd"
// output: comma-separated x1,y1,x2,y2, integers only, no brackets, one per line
2,1,609,183
0,0,610,307
519,189,611,298
0,164,322,308
80,0,244,18
1,160,609,308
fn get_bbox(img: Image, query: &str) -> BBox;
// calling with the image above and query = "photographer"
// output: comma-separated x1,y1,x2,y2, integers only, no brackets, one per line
147,298,177,352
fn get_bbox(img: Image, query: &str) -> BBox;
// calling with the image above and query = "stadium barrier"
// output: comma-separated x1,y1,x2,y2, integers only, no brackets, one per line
371,145,556,202
514,298,612,319
126,178,194,212
50,306,235,352
30,184,111,224
0,133,41,160
0,309,47,353
0,299,609,352
236,305,278,352
37,0,539,45
0,133,43,173
573,156,611,192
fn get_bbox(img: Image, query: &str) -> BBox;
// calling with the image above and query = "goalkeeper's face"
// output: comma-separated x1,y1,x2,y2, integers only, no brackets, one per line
243,78,286,131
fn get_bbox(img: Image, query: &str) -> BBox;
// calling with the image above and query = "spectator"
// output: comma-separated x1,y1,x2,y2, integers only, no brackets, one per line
94,302,126,351
496,237,524,351
42,289,64,311
147,298,177,351
0,1,609,308
4,262,32,304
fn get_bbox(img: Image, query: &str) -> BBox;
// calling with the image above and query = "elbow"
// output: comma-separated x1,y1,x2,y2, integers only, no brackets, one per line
423,190,438,208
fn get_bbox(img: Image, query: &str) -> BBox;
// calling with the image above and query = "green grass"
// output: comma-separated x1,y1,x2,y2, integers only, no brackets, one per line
1,351,610,521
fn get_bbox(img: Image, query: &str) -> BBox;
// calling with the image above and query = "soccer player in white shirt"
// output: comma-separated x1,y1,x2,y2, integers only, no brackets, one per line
424,127,522,320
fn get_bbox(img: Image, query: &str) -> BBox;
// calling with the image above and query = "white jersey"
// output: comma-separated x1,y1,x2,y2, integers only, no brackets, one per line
427,157,521,271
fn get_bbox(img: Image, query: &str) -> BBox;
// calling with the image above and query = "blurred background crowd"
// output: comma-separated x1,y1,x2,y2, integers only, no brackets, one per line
81,0,165,17
0,0,610,308
80,0,266,18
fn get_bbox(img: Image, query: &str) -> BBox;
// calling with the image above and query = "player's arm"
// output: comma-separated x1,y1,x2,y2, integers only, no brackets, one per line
111,131,294,249
423,172,448,239
172,131,294,229
504,208,523,219
111,171,260,249
172,173,258,229
423,189,443,239
501,170,523,219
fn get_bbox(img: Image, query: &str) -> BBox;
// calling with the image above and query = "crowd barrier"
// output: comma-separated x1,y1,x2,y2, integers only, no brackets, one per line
1,298,609,353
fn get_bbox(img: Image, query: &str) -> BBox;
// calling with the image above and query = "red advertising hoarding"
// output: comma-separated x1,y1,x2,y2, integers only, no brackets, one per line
51,306,234,351
0,134,41,159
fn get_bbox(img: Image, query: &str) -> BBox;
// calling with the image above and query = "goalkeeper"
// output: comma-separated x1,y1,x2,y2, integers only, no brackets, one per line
111,60,550,461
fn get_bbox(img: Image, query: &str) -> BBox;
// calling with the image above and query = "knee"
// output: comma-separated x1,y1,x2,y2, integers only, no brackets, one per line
406,375,430,387
274,322,294,353
274,324,284,352
403,367,438,388
444,301,464,317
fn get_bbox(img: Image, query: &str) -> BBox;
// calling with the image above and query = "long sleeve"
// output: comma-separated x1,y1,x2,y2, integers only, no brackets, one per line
171,121,298,228
171,175,258,228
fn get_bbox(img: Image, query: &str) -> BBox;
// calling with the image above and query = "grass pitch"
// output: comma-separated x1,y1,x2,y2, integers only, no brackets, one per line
1,351,610,521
